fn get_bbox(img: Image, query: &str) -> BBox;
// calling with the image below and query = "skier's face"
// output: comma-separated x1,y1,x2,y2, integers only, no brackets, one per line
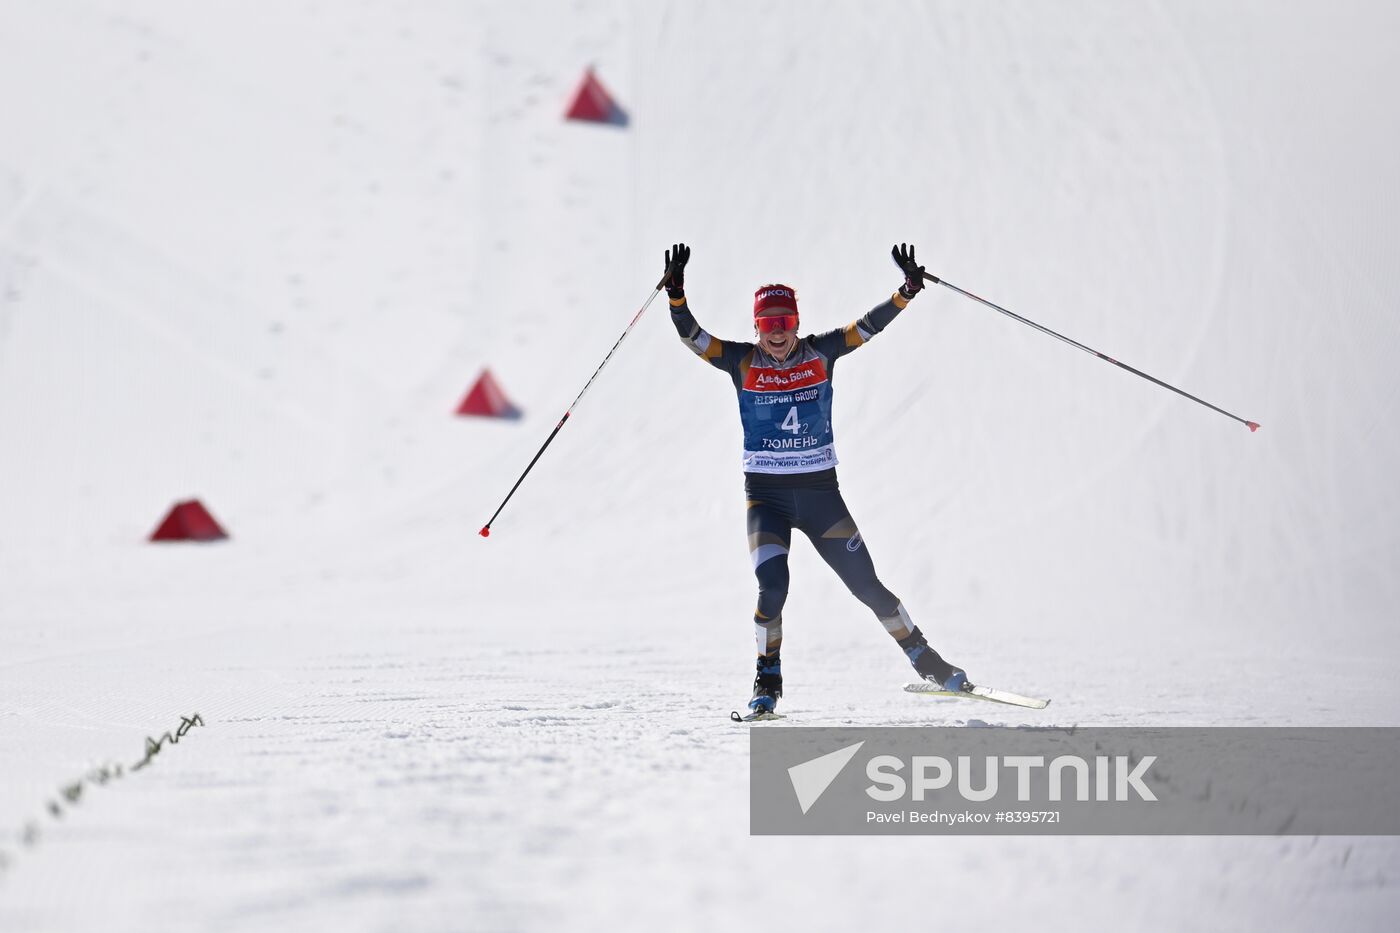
755,311,799,360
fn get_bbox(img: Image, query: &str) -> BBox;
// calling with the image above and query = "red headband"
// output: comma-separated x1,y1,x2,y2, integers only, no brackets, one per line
753,284,798,318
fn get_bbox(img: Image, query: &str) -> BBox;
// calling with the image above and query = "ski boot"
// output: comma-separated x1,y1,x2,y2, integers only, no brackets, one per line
898,626,967,692
748,653,783,715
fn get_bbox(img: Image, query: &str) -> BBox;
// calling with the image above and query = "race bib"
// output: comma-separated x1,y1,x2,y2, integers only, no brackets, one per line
738,353,838,473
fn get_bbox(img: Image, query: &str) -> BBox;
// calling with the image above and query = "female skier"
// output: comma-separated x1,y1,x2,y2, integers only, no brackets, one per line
664,242,967,716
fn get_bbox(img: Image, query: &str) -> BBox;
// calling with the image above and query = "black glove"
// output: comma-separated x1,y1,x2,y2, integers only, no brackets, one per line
892,243,925,298
663,243,690,296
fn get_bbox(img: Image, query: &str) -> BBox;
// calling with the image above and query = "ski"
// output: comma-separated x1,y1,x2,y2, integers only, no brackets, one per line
730,709,786,723
903,682,1050,710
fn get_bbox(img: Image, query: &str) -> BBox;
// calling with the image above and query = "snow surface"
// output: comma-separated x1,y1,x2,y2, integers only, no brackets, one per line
3,1,1400,930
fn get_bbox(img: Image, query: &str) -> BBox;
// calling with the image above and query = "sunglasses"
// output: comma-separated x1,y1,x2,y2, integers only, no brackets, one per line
755,314,799,333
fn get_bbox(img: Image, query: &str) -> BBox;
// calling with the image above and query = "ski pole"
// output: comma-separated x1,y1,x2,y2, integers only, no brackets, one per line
923,271,1259,432
478,262,677,537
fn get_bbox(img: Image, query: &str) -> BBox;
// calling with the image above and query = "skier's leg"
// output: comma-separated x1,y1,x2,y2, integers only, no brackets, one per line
747,496,793,657
746,495,793,712
799,487,966,688
797,487,901,621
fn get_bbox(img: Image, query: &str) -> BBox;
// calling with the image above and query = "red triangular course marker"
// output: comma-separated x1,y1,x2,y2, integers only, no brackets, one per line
150,499,228,542
456,368,523,419
565,67,628,126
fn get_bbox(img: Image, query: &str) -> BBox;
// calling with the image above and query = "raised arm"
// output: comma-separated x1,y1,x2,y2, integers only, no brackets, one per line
664,243,751,374
811,243,928,360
